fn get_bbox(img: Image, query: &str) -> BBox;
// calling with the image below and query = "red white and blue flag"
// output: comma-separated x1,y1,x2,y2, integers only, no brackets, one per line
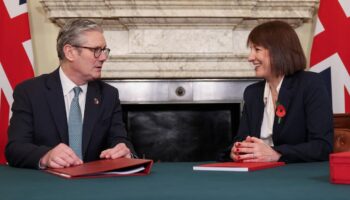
0,0,34,164
310,0,350,113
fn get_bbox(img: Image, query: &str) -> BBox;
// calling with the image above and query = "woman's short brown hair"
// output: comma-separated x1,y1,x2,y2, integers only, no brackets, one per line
247,20,306,77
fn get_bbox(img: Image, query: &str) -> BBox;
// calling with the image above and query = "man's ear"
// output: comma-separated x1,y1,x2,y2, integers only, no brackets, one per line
63,44,76,61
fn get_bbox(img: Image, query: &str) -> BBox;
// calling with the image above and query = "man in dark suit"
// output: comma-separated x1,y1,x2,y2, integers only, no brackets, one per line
6,19,135,169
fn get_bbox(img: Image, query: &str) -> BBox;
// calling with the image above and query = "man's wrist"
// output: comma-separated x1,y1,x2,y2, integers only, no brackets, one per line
39,152,50,169
38,158,47,169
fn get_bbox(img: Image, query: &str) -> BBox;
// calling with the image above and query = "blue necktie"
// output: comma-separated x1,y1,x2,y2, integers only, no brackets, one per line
68,87,83,159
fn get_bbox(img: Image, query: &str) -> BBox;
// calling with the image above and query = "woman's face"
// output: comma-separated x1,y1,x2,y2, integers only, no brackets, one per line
248,43,273,80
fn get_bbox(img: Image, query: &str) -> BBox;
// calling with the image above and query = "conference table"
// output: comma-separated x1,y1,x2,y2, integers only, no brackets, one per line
1,162,349,200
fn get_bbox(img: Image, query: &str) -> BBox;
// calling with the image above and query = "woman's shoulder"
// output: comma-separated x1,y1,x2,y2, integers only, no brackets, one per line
287,70,330,101
245,80,265,91
244,80,265,97
294,71,322,81
291,70,325,87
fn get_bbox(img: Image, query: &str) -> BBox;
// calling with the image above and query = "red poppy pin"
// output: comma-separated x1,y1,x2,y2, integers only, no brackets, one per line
275,103,286,124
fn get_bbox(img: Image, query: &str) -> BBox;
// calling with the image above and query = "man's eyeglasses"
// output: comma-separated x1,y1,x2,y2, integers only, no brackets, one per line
72,45,110,58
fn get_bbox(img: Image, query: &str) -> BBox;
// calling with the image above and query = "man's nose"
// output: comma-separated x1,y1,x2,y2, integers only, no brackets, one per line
99,52,108,61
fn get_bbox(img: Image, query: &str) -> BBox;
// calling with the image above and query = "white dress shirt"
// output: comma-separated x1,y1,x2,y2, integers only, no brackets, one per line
59,67,87,121
260,77,284,146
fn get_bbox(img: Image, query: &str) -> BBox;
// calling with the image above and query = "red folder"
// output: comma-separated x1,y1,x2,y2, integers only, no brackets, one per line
46,158,153,179
330,152,350,184
193,162,285,172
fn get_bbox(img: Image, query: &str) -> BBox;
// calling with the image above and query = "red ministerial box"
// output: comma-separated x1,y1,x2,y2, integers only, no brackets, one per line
330,151,350,184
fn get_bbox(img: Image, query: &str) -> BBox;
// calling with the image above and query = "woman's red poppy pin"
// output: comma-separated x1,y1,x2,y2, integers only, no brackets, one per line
276,103,286,124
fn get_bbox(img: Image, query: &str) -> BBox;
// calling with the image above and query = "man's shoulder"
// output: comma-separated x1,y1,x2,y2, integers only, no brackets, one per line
15,73,52,91
90,80,119,95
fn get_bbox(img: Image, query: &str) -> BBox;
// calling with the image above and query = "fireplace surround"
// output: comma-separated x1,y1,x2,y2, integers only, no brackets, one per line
41,0,318,161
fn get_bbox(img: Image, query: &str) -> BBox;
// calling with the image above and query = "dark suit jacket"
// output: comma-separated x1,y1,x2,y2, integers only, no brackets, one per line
5,68,135,168
228,71,333,163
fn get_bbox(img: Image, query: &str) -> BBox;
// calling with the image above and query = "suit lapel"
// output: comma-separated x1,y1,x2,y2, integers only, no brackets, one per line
82,81,102,157
253,82,265,138
273,75,294,139
45,69,69,143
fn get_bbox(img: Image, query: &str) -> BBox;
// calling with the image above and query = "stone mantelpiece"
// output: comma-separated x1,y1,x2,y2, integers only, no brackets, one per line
41,0,318,20
41,0,318,78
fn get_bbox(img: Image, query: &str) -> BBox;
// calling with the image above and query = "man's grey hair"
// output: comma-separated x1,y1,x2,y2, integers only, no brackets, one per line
56,19,103,61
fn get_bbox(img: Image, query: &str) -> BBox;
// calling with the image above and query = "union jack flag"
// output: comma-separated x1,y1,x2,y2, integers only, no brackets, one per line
0,0,34,164
310,0,350,113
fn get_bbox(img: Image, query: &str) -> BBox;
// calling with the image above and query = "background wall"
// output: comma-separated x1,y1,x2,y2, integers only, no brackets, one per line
27,0,317,76
28,0,59,75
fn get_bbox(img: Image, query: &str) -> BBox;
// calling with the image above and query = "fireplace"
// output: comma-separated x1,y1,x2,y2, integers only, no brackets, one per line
123,103,239,162
106,79,257,161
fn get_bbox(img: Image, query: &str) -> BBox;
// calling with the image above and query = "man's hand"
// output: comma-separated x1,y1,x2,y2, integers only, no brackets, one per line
40,143,83,169
230,136,281,162
100,143,132,159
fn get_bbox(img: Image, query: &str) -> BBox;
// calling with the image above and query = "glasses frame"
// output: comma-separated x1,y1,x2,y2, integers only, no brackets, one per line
72,45,110,58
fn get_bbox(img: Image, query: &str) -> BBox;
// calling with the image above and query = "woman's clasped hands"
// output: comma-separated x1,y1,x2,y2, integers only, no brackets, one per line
230,136,281,162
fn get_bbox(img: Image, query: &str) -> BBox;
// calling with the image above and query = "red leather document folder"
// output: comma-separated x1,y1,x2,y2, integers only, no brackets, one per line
193,162,285,172
46,158,153,179
330,152,350,184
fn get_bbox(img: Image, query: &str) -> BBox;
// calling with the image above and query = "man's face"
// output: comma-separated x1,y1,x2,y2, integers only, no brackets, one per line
69,30,108,85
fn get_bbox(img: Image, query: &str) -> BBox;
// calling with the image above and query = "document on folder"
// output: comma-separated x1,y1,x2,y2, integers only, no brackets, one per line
46,158,153,179
193,162,285,172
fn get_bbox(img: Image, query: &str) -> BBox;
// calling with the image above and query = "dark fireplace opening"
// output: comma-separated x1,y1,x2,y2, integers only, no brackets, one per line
122,103,241,162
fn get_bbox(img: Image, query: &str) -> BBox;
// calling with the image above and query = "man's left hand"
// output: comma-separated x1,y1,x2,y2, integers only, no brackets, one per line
100,143,132,159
